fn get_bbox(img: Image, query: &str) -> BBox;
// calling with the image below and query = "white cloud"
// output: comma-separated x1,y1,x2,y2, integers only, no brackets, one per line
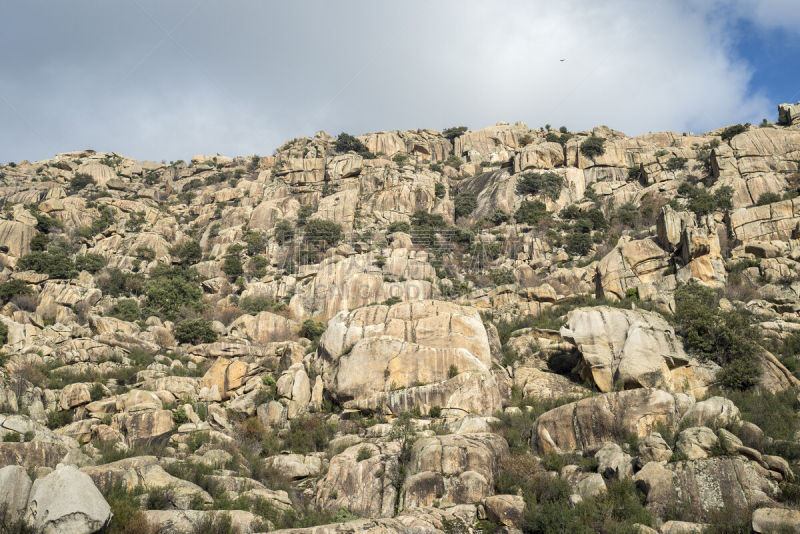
0,0,788,162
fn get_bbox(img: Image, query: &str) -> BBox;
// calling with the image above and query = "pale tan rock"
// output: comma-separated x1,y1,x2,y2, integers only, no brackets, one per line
113,409,173,445
315,441,400,518
199,358,249,400
560,306,690,392
752,507,800,533
0,220,36,257
484,494,524,528
59,383,92,410
675,427,718,460
228,311,297,344
532,389,685,454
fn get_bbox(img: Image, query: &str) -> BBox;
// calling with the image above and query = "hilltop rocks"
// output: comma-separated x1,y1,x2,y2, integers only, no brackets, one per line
316,300,501,415
559,306,712,394
779,101,800,126
25,464,112,534
532,388,686,454
752,507,800,533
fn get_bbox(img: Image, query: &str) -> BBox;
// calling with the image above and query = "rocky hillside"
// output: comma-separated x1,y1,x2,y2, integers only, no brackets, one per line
1,102,800,534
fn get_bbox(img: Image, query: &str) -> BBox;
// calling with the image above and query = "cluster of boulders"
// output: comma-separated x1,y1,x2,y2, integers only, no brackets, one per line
1,108,800,533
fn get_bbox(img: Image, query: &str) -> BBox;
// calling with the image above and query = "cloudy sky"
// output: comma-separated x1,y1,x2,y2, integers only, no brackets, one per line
1,0,799,163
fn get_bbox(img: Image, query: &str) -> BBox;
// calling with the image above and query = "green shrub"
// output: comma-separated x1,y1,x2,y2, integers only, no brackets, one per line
383,296,401,306
387,221,411,234
17,248,76,279
448,364,459,378
0,279,32,303
681,184,734,216
391,153,409,166
75,253,107,273
299,319,325,342
444,154,462,169
109,299,141,322
0,322,6,344
221,254,243,280
174,319,218,345
46,410,73,429
172,240,202,265
434,182,446,198
98,268,145,298
489,269,516,286
565,232,593,256
545,131,573,145
333,133,369,155
442,126,468,140
454,192,477,218
304,219,343,247
274,220,295,244
144,264,203,319
756,192,782,206
243,231,267,256
429,405,442,418
665,157,688,171
70,172,95,190
673,281,762,389
487,209,510,225
720,123,749,141
240,295,284,315
104,484,154,534
249,255,268,277
516,172,563,200
356,446,372,462
2,432,20,442
515,200,548,225
580,136,605,158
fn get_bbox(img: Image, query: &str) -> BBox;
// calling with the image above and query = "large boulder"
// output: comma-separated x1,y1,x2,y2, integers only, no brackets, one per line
752,507,800,533
142,509,261,534
595,237,671,301
402,433,508,509
81,456,212,509
25,464,112,533
560,306,691,392
315,441,400,518
532,388,688,454
112,409,173,446
634,457,779,521
316,300,502,415
0,465,32,524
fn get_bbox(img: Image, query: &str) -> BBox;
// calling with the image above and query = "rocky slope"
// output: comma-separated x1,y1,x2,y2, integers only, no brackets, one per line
2,103,800,533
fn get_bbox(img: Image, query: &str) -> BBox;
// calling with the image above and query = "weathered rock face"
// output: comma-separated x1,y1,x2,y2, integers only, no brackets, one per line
25,464,112,534
143,509,261,534
752,507,800,533
402,433,508,509
0,465,32,524
595,237,673,301
316,300,502,415
779,101,800,126
81,456,212,509
199,357,248,401
560,306,692,392
634,457,779,521
113,409,173,446
228,311,297,344
315,441,400,518
532,388,687,454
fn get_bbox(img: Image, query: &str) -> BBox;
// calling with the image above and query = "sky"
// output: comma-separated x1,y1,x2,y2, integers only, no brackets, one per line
1,0,799,164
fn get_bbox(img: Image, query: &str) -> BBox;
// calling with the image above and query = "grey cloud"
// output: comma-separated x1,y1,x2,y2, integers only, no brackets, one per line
0,0,789,163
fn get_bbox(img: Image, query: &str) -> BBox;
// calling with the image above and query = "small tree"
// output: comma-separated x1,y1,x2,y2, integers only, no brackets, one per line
304,219,343,247
515,200,548,225
454,192,477,219
516,172,563,200
442,126,468,140
334,133,369,155
174,319,218,344
580,136,606,158
70,172,95,190
221,254,243,280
